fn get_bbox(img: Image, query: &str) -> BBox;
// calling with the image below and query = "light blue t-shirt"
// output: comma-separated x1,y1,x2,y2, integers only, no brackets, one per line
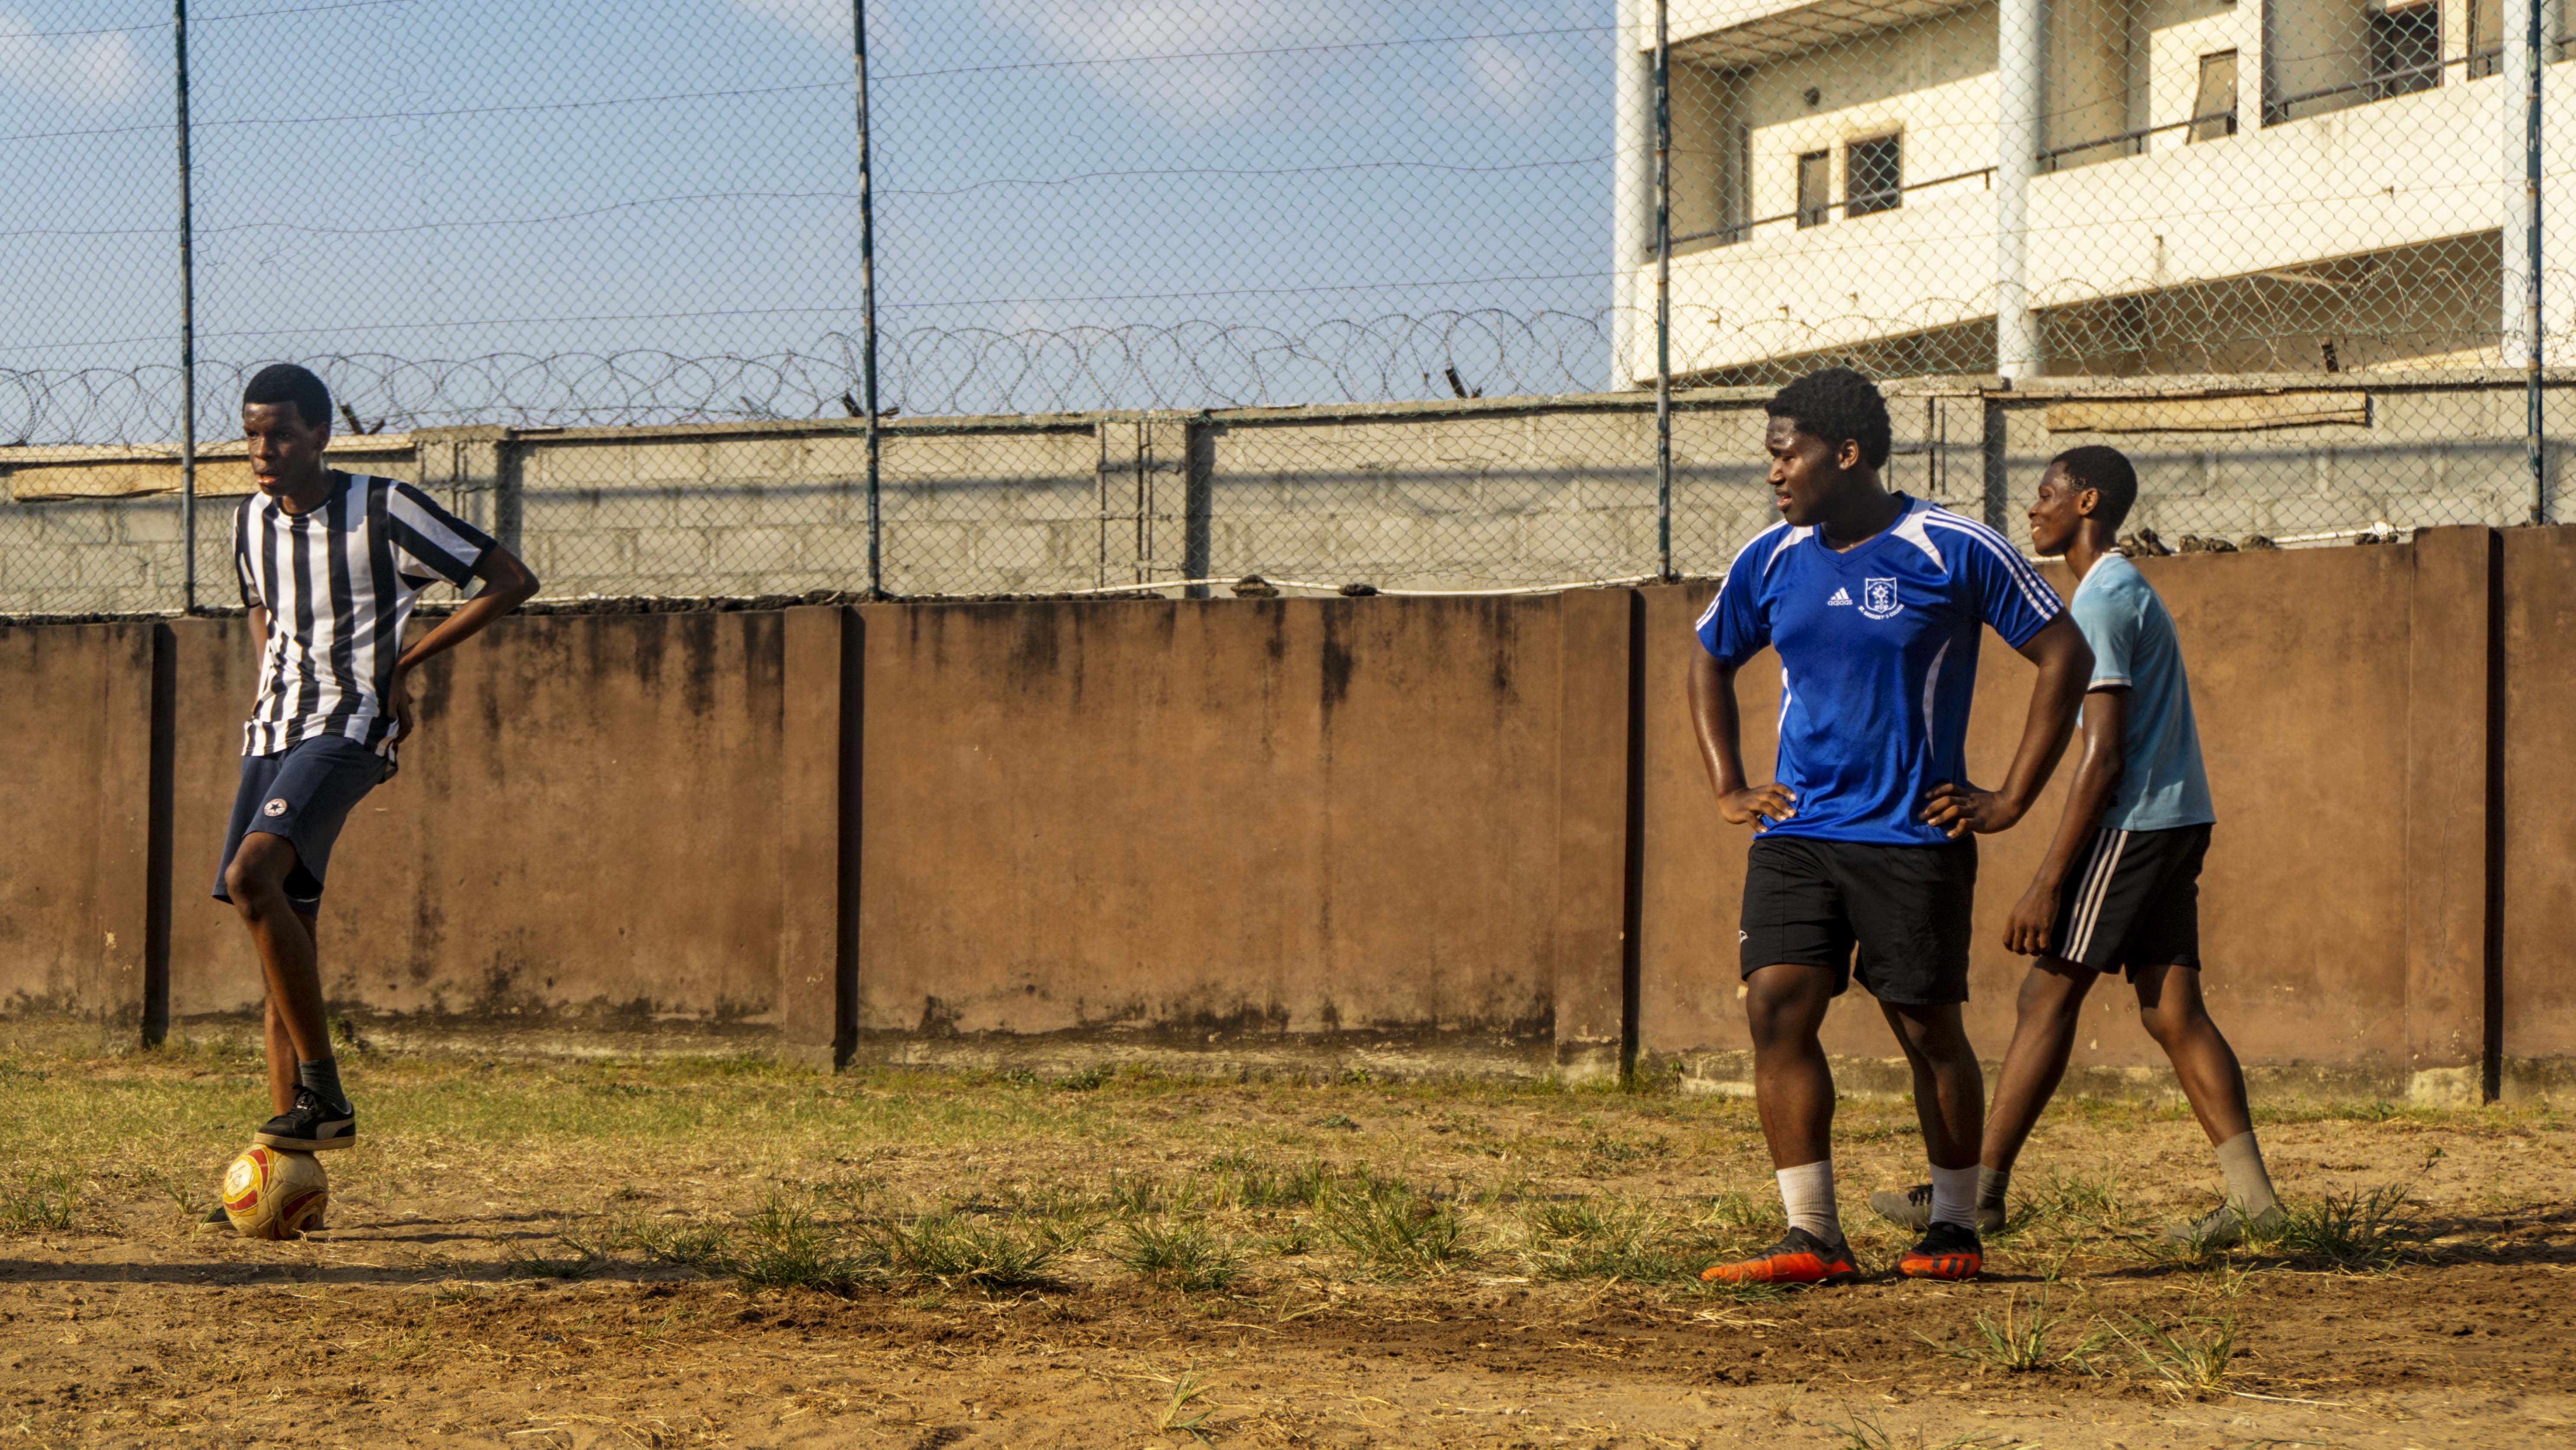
1696,496,2064,845
2069,553,2215,831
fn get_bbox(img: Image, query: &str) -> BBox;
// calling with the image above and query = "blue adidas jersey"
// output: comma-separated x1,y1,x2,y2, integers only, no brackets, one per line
1696,495,2064,846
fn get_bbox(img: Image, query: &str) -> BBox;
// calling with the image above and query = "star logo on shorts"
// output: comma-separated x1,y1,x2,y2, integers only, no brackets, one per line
263,798,289,818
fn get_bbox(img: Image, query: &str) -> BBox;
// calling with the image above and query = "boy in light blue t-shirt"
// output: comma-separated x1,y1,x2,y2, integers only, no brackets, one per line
1869,445,2284,1249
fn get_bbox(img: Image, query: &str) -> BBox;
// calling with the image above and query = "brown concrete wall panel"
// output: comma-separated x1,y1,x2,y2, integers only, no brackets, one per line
165,616,266,1019
2500,527,2576,1082
775,605,848,1064
2399,528,2493,1099
0,623,156,1026
852,596,1570,1057
1634,581,1768,1062
1549,587,1633,1076
166,612,790,1036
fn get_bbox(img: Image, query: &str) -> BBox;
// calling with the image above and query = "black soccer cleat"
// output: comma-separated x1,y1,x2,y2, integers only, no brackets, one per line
1897,1219,1984,1280
254,1087,358,1152
1700,1227,1861,1286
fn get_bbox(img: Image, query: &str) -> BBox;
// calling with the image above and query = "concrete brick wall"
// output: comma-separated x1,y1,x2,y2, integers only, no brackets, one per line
2,535,2564,1098
0,375,2564,615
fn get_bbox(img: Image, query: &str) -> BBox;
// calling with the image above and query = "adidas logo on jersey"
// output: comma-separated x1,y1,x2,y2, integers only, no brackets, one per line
1827,587,1853,606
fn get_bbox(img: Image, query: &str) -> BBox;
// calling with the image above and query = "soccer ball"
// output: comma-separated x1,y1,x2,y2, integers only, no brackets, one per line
221,1145,329,1240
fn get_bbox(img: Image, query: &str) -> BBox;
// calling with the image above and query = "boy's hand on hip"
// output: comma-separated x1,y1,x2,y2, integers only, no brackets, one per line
387,670,416,744
1921,782,2022,839
1716,783,1796,830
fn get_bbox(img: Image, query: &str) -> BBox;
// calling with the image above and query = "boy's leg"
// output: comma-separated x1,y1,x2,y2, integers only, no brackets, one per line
2135,963,2252,1144
1978,959,2099,1174
1880,1000,1986,1172
257,908,324,1116
263,997,295,1116
1846,840,1985,1278
1748,962,1841,1169
225,832,330,1068
1878,1000,1991,1276
224,832,355,1149
2137,962,2280,1242
1700,961,1860,1285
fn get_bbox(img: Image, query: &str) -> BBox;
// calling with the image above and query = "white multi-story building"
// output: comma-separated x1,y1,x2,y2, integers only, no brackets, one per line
1613,0,2570,382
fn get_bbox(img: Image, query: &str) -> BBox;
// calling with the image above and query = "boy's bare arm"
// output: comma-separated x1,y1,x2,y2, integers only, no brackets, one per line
1689,647,1796,828
1920,614,2092,836
387,546,541,743
2005,688,2127,956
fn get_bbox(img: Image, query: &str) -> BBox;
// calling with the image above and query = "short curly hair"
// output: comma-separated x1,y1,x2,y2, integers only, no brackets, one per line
2050,444,2138,529
243,363,332,429
1765,367,1891,470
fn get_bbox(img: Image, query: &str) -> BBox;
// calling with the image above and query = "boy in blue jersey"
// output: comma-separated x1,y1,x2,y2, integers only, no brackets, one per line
1689,369,2093,1284
1869,446,2284,1248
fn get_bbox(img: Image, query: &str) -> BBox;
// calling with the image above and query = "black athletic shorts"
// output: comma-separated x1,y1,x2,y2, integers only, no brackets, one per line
2047,823,2212,977
212,735,390,915
1739,836,1979,1006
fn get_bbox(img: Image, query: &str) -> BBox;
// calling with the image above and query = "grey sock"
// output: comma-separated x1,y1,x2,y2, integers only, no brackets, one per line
1975,1165,2011,1214
297,1058,349,1113
2213,1131,2279,1217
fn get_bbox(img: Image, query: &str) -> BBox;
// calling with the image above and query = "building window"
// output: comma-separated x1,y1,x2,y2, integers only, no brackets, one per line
2468,0,2502,78
1846,135,1902,217
2369,2,2443,100
1796,150,1831,228
2190,51,2239,141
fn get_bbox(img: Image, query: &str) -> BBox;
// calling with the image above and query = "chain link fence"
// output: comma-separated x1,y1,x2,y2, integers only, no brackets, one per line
0,0,2566,614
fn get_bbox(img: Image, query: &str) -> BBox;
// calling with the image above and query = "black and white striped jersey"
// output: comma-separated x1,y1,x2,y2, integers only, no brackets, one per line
234,470,494,757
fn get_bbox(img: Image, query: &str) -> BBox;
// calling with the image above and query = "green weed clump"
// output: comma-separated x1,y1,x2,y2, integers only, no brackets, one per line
1113,1218,1245,1292
1518,1195,1700,1284
1918,1289,2110,1375
728,1196,869,1293
616,1213,731,1269
2261,1183,2420,1270
0,1170,79,1234
857,1210,1076,1291
1317,1172,1471,1278
1205,1153,1332,1210
2112,1313,2241,1398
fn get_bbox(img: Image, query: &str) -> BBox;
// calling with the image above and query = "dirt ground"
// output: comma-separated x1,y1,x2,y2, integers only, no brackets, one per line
0,1029,2569,1449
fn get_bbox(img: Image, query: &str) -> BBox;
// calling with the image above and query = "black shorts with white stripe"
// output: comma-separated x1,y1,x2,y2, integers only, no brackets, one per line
2046,823,2213,976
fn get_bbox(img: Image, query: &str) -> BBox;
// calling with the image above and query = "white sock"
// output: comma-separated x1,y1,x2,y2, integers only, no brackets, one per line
1777,1160,1840,1243
1928,1163,1981,1229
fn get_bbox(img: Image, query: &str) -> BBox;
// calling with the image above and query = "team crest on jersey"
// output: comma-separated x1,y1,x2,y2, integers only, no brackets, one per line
1860,577,1902,619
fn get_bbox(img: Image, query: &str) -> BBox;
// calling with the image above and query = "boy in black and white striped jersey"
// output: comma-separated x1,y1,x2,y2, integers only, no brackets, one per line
212,364,539,1155
1870,446,2283,1249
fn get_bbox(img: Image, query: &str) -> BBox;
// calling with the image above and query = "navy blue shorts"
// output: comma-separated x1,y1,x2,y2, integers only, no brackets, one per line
212,735,389,915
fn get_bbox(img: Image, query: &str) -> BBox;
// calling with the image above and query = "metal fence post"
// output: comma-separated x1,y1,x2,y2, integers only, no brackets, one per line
1996,0,2042,379
2524,0,2547,525
853,0,883,596
174,0,197,614
1652,0,1673,581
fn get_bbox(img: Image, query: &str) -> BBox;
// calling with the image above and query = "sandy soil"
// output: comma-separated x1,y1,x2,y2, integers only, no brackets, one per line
0,1037,2569,1448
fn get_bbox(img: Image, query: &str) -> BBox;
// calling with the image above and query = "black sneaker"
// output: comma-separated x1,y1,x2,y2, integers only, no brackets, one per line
255,1088,357,1151
1869,1182,2006,1235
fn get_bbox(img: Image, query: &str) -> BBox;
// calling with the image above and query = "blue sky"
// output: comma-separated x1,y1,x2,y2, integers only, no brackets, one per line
0,1,1621,432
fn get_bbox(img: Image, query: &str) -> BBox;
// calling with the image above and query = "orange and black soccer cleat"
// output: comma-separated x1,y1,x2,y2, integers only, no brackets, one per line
1700,1228,1859,1286
1896,1220,1983,1280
